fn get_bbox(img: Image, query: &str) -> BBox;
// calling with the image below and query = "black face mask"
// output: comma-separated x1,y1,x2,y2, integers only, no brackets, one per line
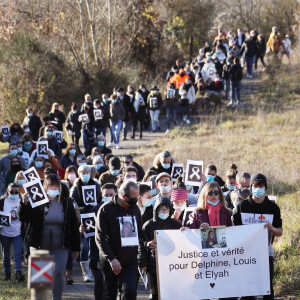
126,196,138,206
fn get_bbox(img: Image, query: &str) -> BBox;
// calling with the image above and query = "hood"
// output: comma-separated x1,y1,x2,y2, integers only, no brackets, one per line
153,196,174,221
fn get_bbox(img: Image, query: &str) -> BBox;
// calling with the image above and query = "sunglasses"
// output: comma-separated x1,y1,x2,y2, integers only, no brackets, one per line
208,190,219,196
10,191,19,195
124,161,131,165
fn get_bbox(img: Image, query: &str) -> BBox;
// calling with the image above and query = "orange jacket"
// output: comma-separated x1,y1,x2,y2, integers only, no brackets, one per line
169,73,190,89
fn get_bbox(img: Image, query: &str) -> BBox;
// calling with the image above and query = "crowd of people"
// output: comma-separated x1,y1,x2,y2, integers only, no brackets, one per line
0,27,286,300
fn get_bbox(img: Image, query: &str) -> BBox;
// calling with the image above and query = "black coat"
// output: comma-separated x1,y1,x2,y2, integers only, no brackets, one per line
120,94,135,122
23,114,42,141
66,110,82,137
17,183,80,251
94,102,110,129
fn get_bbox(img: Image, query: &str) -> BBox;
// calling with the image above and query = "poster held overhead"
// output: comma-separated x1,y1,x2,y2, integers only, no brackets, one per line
54,131,63,143
171,163,184,182
22,167,40,182
185,159,203,186
36,141,49,159
23,179,49,208
82,185,97,206
80,213,97,238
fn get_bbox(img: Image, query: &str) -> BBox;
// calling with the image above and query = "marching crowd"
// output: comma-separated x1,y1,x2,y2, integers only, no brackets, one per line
0,27,286,300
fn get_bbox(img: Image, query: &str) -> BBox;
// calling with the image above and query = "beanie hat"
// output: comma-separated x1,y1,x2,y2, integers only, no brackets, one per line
155,172,171,183
250,173,267,190
109,157,120,170
171,188,188,202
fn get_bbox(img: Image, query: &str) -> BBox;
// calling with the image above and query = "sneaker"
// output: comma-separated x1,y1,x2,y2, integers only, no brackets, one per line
122,137,127,141
227,101,233,106
4,272,11,280
254,69,257,73
157,126,161,131
15,271,25,281
115,144,120,149
186,119,191,124
165,129,170,134
107,142,114,147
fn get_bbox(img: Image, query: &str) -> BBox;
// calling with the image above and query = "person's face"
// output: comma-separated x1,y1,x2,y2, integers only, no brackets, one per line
70,144,76,151
28,109,33,114
252,182,265,189
123,158,133,167
78,159,87,165
79,170,90,178
54,105,59,111
206,186,220,203
102,188,116,198
123,223,132,235
46,127,54,136
238,178,250,189
161,157,171,165
122,187,139,206
9,187,20,196
227,178,236,186
140,190,153,205
12,158,20,166
123,171,137,181
47,184,59,192
10,145,17,152
158,205,170,214
35,157,44,163
205,169,216,178
209,231,214,238
173,200,186,207
157,177,171,188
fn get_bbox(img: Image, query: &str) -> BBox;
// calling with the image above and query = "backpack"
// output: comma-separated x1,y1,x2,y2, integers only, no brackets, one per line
271,36,281,53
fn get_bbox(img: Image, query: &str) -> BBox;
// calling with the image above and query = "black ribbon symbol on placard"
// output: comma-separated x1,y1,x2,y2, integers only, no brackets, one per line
190,166,201,180
40,145,47,154
85,219,95,231
1,217,9,225
31,186,43,200
86,191,94,202
28,173,37,181
174,168,183,177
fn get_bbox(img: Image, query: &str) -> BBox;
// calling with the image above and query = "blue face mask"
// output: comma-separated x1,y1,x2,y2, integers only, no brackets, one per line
161,163,170,169
17,147,22,153
9,194,19,200
252,187,265,198
69,149,76,155
47,189,60,198
28,113,33,117
158,212,169,220
81,174,90,183
206,175,215,183
46,131,53,137
152,189,157,196
79,162,87,166
35,161,43,169
227,184,236,191
102,196,111,203
207,199,220,206
18,180,27,186
24,142,32,151
112,99,118,104
143,198,154,207
98,141,105,147
10,149,18,156
96,163,103,170
110,170,120,176
103,98,108,103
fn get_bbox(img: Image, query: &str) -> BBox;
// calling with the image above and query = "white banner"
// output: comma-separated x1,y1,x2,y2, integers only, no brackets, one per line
156,224,270,299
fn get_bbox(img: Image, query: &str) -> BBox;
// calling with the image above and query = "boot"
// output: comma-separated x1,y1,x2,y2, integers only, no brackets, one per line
15,271,25,282
4,272,11,280
65,269,73,285
80,261,92,282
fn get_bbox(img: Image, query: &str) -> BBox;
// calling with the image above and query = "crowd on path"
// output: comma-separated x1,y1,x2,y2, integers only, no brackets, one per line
0,26,286,300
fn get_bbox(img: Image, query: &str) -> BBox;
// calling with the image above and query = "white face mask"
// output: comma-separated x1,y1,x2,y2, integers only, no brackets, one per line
173,203,187,211
125,177,137,183
160,185,171,194
68,173,77,181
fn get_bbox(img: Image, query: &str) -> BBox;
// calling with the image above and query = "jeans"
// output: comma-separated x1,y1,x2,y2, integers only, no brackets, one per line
110,120,122,145
166,106,177,129
101,257,138,300
65,248,73,270
0,234,23,274
80,236,89,262
122,121,128,139
255,55,266,70
82,128,93,156
245,55,255,76
91,263,104,300
230,80,241,103
95,127,107,138
224,79,230,99
149,110,160,131
181,105,190,119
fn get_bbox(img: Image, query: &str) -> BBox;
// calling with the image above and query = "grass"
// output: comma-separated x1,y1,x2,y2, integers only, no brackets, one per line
135,55,300,297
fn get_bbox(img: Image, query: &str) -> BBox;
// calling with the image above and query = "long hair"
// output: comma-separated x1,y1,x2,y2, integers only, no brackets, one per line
50,102,59,113
152,151,174,168
196,181,226,211
43,175,61,202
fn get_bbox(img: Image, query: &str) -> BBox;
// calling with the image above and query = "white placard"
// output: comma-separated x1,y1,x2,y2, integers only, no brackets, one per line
22,167,40,182
93,109,103,121
119,216,139,247
81,213,96,238
54,131,63,143
36,141,48,159
181,207,195,227
268,195,277,203
156,224,270,299
140,181,152,189
1,126,11,137
23,179,49,208
79,114,89,124
171,163,184,182
82,185,97,206
0,211,11,226
185,159,204,187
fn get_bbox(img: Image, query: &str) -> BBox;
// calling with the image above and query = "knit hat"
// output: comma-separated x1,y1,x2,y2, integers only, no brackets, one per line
109,157,121,170
155,172,171,183
250,173,267,190
171,188,188,202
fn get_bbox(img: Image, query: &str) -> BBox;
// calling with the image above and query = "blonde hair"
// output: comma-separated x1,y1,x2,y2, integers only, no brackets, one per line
51,102,59,113
196,181,226,211
152,151,174,168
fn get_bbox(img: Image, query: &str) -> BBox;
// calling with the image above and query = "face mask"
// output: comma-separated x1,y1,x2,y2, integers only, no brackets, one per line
103,98,108,103
46,131,53,137
24,142,32,151
9,194,19,200
206,175,215,183
143,198,154,207
252,187,265,198
125,177,137,183
68,173,77,181
227,184,235,191
35,161,43,169
96,163,103,170
142,88,146,93
69,149,76,155
112,99,118,104
28,113,33,117
186,185,193,191
10,149,18,156
98,141,105,147
160,185,171,194
25,128,30,133
233,201,239,208
79,162,87,166
126,196,138,206
158,212,169,220
110,170,120,176
153,90,158,94
47,189,60,198
152,189,158,196
161,163,170,169
207,199,220,206
173,203,187,211
81,174,90,183
18,179,27,186
102,196,111,203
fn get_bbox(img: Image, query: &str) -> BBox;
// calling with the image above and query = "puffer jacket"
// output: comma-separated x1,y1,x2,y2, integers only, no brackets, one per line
110,101,125,122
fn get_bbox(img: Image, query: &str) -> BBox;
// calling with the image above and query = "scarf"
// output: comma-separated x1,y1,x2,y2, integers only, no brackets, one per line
205,201,221,226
